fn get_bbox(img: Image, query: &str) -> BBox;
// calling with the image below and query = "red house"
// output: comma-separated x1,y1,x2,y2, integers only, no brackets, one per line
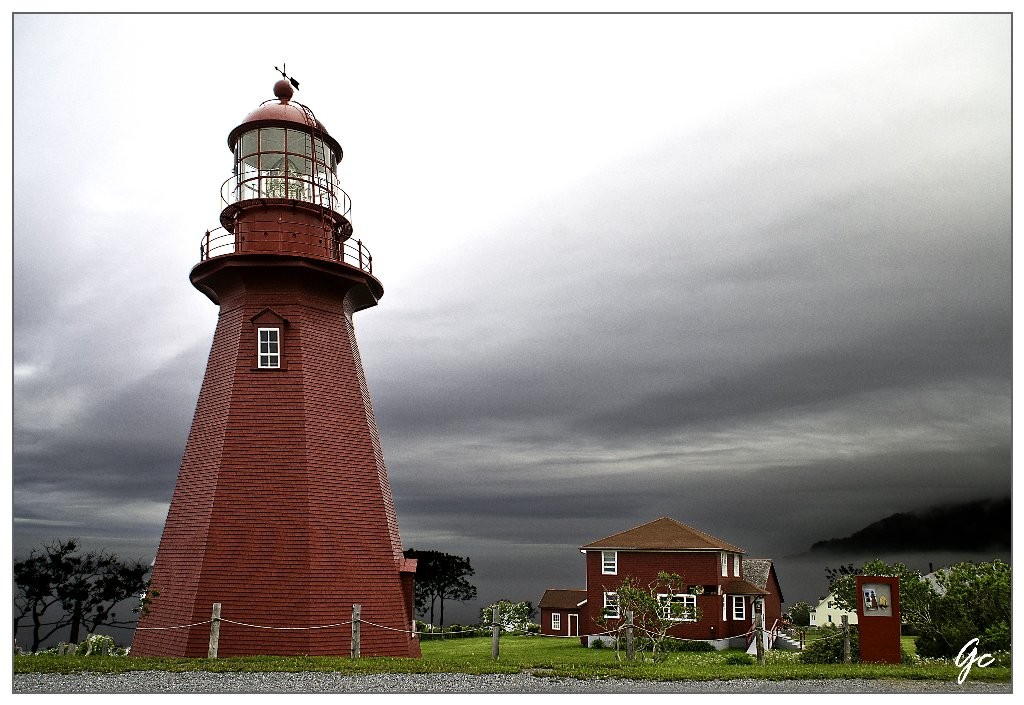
540,517,785,650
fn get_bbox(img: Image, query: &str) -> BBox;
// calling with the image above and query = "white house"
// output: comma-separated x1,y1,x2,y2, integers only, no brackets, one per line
809,592,858,627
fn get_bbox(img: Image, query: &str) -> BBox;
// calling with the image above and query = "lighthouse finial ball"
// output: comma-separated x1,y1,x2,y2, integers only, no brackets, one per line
274,79,294,101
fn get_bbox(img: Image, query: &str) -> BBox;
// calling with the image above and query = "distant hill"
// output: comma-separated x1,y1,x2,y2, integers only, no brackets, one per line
807,497,1010,554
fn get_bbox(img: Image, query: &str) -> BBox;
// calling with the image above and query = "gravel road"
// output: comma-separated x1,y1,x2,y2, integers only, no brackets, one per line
13,672,1011,694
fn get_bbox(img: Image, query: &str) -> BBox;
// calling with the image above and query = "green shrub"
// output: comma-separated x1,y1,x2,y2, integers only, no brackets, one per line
799,625,859,664
664,638,715,652
724,652,754,665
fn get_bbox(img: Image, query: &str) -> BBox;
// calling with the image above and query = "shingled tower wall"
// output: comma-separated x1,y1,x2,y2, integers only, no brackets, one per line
131,79,419,657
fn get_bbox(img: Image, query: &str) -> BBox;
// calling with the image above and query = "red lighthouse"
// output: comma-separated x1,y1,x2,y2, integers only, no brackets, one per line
132,78,420,657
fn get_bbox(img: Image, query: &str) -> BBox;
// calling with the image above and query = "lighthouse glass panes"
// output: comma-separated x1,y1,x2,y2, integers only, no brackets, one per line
258,327,281,368
232,127,338,208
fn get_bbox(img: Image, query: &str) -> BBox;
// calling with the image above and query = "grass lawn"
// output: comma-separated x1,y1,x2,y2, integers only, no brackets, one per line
14,635,1010,683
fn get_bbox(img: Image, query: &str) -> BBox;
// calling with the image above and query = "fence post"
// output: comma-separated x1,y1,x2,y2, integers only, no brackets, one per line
207,602,221,659
351,604,361,658
491,605,501,660
755,609,765,665
842,615,851,664
624,609,635,662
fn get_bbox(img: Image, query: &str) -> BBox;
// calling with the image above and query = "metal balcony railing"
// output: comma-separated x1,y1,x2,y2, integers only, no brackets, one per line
199,226,373,274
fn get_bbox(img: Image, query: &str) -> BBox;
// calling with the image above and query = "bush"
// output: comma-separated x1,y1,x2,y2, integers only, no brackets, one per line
799,625,859,664
724,652,754,665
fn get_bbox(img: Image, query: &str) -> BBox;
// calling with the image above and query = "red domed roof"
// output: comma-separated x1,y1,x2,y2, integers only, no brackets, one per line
227,91,343,162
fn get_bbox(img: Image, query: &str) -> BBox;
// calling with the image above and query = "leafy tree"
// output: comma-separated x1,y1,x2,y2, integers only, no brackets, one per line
13,539,151,652
787,600,812,627
403,548,477,628
480,600,536,633
915,560,1010,657
595,572,702,663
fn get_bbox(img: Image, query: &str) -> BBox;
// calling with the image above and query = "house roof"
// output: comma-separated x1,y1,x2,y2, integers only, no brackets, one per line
742,558,783,602
539,589,588,610
722,579,769,596
580,517,745,553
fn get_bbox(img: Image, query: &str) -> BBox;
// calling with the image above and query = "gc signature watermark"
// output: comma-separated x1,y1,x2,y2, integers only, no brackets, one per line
954,638,995,684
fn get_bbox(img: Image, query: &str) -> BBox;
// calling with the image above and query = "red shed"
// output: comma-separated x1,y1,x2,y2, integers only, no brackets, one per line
539,589,587,638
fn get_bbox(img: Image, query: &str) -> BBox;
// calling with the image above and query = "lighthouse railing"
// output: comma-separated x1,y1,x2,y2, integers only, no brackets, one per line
221,174,352,217
200,227,373,275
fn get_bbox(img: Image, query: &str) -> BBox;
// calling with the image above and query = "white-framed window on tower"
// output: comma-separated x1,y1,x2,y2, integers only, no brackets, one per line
734,553,741,577
721,552,728,577
258,327,281,368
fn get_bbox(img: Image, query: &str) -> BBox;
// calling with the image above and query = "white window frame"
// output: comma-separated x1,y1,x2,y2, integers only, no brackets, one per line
732,595,746,621
551,612,561,631
258,327,281,368
721,552,728,577
601,550,618,575
723,595,728,621
603,592,620,619
658,593,698,622
733,553,740,577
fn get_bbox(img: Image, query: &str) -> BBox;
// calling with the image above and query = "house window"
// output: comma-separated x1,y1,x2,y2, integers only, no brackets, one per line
827,615,833,623
722,595,728,621
258,327,281,368
732,595,746,621
658,593,698,622
603,592,619,619
721,552,728,577
601,551,617,575
733,553,740,577
551,613,561,631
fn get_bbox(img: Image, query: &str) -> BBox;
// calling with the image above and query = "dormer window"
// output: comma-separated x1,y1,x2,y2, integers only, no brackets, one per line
258,327,281,368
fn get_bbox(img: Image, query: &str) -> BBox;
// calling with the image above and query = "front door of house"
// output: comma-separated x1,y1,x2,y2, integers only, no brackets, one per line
567,614,578,637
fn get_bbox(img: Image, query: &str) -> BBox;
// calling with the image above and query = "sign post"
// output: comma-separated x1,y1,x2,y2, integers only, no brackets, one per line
855,575,901,664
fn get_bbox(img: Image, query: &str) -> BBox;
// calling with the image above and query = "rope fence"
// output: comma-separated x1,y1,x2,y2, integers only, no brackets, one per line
134,602,811,661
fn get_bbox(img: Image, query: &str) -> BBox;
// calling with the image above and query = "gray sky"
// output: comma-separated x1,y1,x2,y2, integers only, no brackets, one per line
12,12,1011,625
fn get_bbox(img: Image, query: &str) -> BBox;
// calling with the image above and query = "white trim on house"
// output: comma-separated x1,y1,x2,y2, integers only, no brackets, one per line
603,591,619,619
658,593,698,622
601,550,618,575
732,595,746,621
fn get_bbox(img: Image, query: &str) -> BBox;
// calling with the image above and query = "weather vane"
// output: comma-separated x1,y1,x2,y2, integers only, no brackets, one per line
275,63,300,90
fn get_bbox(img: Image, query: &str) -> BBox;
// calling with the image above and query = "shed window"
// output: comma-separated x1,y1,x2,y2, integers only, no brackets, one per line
601,551,617,575
551,613,561,631
258,327,281,368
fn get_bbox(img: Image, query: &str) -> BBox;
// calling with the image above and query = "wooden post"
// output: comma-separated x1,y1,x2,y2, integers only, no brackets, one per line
207,603,221,659
842,614,851,664
755,608,765,665
491,605,501,660
351,604,361,658
624,609,635,662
